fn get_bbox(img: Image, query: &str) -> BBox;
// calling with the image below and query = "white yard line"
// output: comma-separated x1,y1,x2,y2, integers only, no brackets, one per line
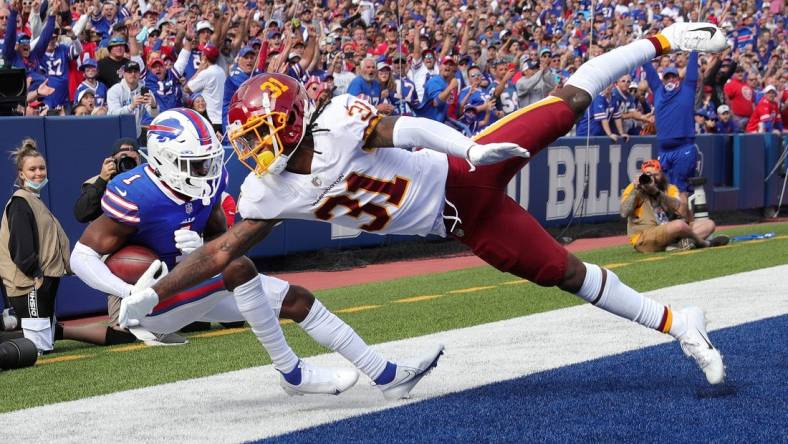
3,266,786,443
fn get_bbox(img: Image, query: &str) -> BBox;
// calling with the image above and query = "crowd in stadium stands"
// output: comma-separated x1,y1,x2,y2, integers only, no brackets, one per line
0,0,784,138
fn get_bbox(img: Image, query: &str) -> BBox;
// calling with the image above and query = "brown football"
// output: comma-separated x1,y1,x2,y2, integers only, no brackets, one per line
105,245,158,284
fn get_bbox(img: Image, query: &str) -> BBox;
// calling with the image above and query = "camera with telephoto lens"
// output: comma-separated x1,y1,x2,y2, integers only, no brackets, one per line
0,337,39,370
687,176,709,219
114,154,138,174
638,173,653,186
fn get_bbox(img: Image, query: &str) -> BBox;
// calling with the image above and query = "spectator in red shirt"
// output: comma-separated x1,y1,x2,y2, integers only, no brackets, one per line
746,85,783,134
723,66,754,129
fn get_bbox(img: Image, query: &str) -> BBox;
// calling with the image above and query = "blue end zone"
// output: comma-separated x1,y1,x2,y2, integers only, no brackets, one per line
259,315,788,443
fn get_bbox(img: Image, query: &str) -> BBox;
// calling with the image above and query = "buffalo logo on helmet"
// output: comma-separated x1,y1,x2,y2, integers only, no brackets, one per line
148,118,184,142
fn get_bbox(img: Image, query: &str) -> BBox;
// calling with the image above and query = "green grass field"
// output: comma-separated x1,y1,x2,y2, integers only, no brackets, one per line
2,222,786,413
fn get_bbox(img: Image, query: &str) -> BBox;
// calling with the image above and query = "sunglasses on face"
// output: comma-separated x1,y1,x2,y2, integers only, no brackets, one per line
469,72,482,78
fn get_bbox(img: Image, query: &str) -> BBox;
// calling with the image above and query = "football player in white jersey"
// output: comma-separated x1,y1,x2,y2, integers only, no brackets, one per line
123,24,730,385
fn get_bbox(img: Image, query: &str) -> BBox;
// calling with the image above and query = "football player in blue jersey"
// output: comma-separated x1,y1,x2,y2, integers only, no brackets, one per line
71,108,439,400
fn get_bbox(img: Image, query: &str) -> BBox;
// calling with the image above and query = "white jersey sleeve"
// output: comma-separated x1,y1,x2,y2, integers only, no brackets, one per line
238,94,449,237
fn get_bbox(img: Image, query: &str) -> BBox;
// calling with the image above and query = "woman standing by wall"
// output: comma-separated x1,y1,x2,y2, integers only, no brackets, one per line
0,139,70,354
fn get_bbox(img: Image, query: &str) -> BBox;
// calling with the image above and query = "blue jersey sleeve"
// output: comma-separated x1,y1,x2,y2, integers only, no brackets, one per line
642,62,662,95
423,77,445,106
347,77,364,97
101,170,145,225
592,95,608,121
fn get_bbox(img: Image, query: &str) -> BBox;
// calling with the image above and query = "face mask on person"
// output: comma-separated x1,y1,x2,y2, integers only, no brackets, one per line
664,80,679,92
24,177,48,192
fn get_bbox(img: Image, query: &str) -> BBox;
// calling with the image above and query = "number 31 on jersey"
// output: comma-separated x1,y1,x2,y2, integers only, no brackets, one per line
314,172,410,232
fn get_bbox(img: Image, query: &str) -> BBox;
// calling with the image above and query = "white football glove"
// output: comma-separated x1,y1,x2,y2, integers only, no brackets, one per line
119,260,167,328
174,229,203,255
466,142,530,171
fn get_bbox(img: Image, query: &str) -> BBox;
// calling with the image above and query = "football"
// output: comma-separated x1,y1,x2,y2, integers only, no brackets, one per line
105,245,158,284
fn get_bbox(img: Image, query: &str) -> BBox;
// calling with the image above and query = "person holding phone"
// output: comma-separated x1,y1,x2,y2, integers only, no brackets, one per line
107,60,159,141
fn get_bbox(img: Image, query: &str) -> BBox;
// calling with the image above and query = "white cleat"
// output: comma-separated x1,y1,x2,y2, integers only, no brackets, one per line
659,22,729,53
376,344,445,401
279,360,359,396
677,307,725,384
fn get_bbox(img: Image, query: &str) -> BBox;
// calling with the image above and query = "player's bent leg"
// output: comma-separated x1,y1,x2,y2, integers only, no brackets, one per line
283,285,444,400
562,256,725,384
467,96,577,187
224,258,359,396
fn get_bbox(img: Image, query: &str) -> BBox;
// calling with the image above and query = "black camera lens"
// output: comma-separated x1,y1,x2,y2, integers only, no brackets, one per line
638,173,653,185
115,155,138,174
0,338,38,370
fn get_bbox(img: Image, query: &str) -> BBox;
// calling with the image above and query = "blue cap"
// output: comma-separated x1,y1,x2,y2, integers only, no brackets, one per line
108,36,128,48
239,46,256,57
663,66,679,78
249,38,262,47
17,34,31,45
80,57,97,69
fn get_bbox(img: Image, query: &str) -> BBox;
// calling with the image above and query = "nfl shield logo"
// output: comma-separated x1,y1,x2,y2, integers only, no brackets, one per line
185,202,193,214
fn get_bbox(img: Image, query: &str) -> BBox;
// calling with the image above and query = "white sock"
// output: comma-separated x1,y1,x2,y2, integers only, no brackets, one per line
566,39,659,98
299,300,388,380
233,277,299,373
576,263,680,335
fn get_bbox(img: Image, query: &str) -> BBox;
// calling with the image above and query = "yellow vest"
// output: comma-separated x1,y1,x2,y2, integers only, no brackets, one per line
0,189,71,297
620,183,680,246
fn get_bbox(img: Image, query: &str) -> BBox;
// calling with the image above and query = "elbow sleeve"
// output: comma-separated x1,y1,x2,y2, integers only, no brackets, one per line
392,116,475,158
70,241,133,298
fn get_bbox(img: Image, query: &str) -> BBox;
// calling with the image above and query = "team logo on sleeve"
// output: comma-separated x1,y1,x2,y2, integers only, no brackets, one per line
148,118,185,142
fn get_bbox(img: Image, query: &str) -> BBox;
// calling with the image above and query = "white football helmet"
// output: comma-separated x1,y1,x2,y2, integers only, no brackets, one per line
146,108,224,200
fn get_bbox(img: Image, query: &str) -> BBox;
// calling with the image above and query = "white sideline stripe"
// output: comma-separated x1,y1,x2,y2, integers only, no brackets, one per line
3,266,787,443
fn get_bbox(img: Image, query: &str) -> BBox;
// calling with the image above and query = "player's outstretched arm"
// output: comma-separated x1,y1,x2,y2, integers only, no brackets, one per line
364,116,529,169
151,218,277,301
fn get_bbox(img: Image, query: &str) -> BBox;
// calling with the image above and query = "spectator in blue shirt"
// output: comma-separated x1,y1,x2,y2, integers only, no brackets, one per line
142,56,183,112
416,56,458,123
75,58,108,109
2,1,55,86
575,86,623,141
458,65,493,130
643,53,700,215
714,105,741,134
223,46,261,129
41,29,80,111
347,57,393,114
389,53,419,116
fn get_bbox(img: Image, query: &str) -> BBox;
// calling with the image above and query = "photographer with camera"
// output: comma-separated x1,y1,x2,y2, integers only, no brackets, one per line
620,160,729,253
73,138,140,223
